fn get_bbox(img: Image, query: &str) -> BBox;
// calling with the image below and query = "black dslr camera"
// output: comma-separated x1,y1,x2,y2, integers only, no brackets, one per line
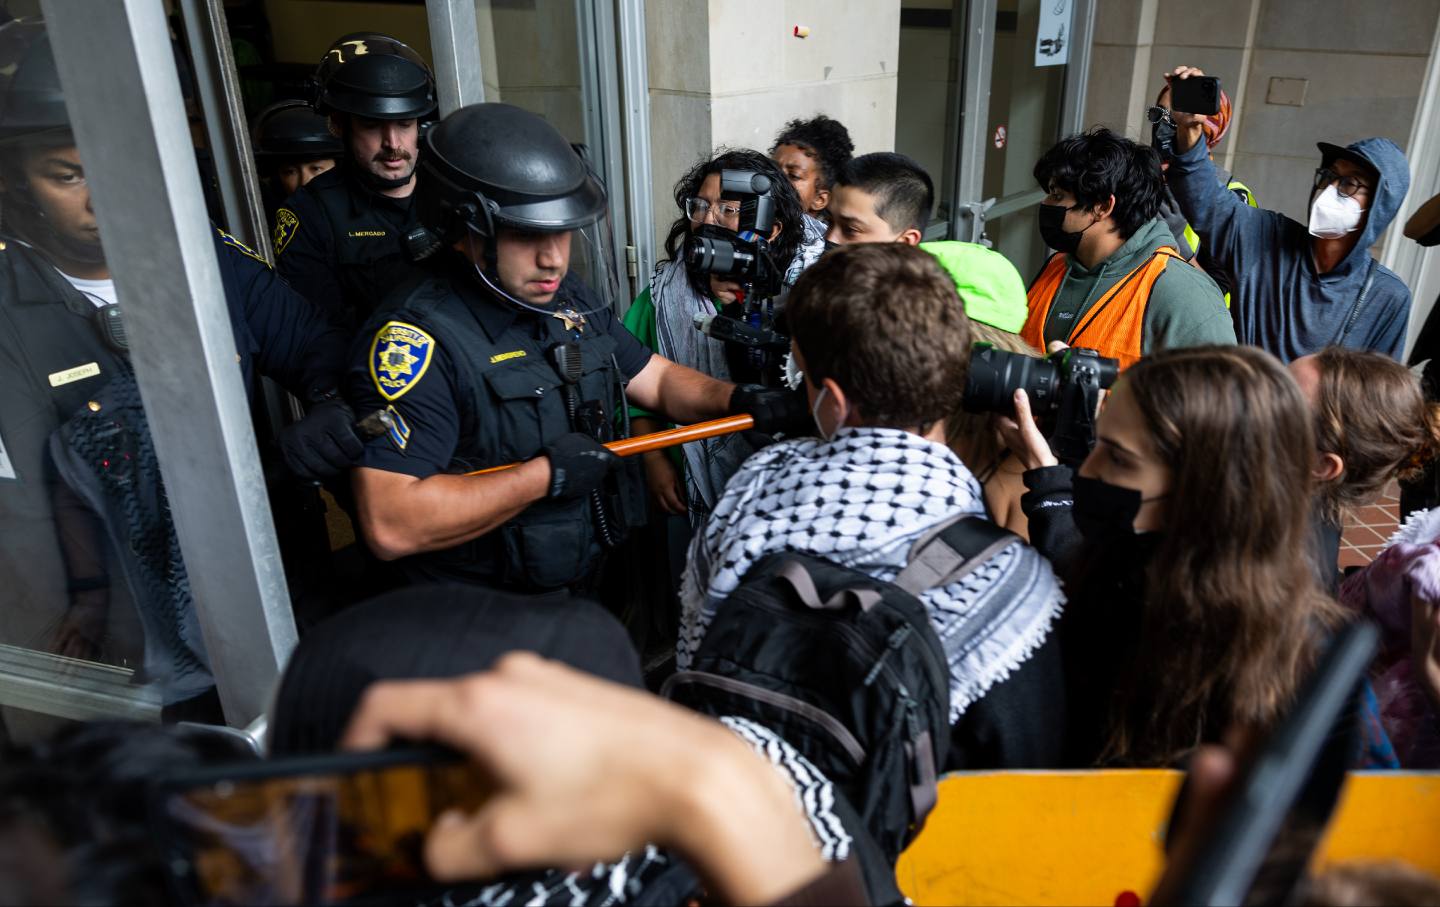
687,169,789,385
964,343,1119,464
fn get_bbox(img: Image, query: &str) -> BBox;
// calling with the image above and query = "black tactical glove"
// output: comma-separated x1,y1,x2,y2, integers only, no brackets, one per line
542,432,621,501
279,397,366,480
729,384,812,436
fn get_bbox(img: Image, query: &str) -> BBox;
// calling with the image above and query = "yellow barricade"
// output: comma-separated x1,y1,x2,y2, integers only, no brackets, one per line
895,770,1440,906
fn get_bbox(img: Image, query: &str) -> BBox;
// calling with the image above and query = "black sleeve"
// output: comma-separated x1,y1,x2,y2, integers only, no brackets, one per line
214,230,349,399
945,629,1067,771
344,318,462,479
272,188,347,327
596,305,655,379
1020,464,1083,572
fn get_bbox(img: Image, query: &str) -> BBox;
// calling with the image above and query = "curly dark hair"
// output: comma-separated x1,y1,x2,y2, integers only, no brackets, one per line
1033,127,1164,241
770,114,854,191
663,148,805,298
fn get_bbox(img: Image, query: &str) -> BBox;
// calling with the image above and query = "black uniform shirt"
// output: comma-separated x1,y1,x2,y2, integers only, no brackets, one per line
273,164,419,332
213,228,349,400
346,267,652,479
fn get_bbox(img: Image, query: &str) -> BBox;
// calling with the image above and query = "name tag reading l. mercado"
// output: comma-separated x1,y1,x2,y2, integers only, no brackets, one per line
48,361,101,387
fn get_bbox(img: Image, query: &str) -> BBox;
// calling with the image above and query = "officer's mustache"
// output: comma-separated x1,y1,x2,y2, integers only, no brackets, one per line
373,150,412,164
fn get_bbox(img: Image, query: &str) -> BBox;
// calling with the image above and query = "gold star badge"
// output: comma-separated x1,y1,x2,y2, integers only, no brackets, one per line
553,308,587,333
378,342,419,379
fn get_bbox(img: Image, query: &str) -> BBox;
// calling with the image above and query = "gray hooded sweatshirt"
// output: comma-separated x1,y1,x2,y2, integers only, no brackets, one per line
1168,136,1412,362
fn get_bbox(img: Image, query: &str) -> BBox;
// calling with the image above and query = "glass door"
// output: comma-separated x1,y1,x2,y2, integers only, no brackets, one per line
930,0,1094,277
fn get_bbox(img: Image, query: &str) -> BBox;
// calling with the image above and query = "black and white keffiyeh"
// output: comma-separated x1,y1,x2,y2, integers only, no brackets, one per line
679,428,1065,722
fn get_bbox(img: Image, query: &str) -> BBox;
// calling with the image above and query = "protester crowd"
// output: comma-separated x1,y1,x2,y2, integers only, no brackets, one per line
3,16,1440,906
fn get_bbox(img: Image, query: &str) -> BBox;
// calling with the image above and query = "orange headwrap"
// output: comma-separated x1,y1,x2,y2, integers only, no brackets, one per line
1201,90,1233,149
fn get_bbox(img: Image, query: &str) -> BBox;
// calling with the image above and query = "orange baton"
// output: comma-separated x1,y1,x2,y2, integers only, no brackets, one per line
463,414,756,477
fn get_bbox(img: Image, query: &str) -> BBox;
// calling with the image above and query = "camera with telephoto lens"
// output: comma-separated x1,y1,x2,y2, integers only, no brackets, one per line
964,343,1119,463
687,170,788,385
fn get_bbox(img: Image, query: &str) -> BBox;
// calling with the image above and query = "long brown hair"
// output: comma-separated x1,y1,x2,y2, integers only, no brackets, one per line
1311,346,1440,522
1101,345,1347,765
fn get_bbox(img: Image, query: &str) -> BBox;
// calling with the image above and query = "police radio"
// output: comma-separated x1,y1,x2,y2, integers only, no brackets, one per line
94,303,127,353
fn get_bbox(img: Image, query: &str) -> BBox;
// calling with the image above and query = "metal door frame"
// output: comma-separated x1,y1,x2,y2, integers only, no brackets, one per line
42,0,299,728
946,0,1094,244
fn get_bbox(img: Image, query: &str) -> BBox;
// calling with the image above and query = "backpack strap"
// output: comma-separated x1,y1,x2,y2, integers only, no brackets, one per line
893,515,1018,596
776,561,884,613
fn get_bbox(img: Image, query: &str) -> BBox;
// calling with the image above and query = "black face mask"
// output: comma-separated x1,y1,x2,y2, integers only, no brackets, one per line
1037,202,1092,255
1072,474,1160,540
1150,118,1176,161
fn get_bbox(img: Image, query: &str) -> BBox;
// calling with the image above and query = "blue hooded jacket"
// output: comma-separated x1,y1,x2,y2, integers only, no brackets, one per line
1168,135,1411,362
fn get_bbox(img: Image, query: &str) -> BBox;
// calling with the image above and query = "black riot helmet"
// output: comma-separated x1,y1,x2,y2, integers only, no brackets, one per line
407,103,617,316
310,33,436,121
0,18,71,145
252,100,343,161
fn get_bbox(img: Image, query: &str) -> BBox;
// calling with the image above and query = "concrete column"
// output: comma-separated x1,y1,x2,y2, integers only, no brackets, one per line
1081,0,1157,137
645,0,901,252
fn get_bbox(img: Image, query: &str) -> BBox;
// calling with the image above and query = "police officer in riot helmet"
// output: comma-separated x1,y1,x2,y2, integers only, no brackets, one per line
252,99,341,228
0,18,359,717
274,33,436,332
346,103,804,594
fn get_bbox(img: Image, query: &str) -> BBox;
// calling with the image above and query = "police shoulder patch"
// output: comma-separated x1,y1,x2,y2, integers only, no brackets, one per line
216,227,270,267
274,208,300,255
370,321,436,402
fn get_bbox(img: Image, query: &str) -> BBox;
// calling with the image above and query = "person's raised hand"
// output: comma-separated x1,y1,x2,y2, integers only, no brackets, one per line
995,389,1059,470
1164,66,1210,152
340,653,826,904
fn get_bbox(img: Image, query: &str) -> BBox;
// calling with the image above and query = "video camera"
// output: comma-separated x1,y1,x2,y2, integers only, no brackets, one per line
687,169,788,385
964,343,1119,464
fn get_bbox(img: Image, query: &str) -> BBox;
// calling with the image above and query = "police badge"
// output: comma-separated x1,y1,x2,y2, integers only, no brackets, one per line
273,208,300,255
369,321,436,401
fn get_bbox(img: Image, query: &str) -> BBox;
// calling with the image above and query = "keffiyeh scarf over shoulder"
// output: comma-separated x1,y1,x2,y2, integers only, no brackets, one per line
679,428,1065,721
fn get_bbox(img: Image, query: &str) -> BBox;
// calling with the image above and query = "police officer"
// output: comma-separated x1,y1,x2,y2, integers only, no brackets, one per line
252,99,341,228
0,19,362,718
346,103,802,594
274,33,435,333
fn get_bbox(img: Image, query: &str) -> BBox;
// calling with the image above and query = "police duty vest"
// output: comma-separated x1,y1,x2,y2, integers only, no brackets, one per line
1022,248,1184,371
382,277,639,591
297,169,422,328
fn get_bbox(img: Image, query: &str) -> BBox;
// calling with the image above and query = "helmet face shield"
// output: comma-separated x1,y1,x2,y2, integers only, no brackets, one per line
464,213,620,321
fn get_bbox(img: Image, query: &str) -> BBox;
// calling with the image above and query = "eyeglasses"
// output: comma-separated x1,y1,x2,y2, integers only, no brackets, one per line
1145,105,1174,126
684,197,742,223
1314,167,1373,199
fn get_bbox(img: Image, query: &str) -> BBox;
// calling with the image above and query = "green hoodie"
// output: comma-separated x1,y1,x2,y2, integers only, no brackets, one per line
1034,216,1235,353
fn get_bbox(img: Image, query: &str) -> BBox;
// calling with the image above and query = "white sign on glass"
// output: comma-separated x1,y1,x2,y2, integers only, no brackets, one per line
1036,0,1072,67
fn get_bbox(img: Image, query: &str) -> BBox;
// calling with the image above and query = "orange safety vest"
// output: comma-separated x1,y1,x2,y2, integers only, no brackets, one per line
1021,248,1184,371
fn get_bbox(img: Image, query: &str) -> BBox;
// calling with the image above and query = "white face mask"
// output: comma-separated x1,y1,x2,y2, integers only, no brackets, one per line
810,386,847,442
1307,184,1366,239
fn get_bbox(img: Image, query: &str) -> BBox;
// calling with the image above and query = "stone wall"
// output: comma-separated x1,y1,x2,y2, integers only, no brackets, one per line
1083,0,1440,225
646,0,901,252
